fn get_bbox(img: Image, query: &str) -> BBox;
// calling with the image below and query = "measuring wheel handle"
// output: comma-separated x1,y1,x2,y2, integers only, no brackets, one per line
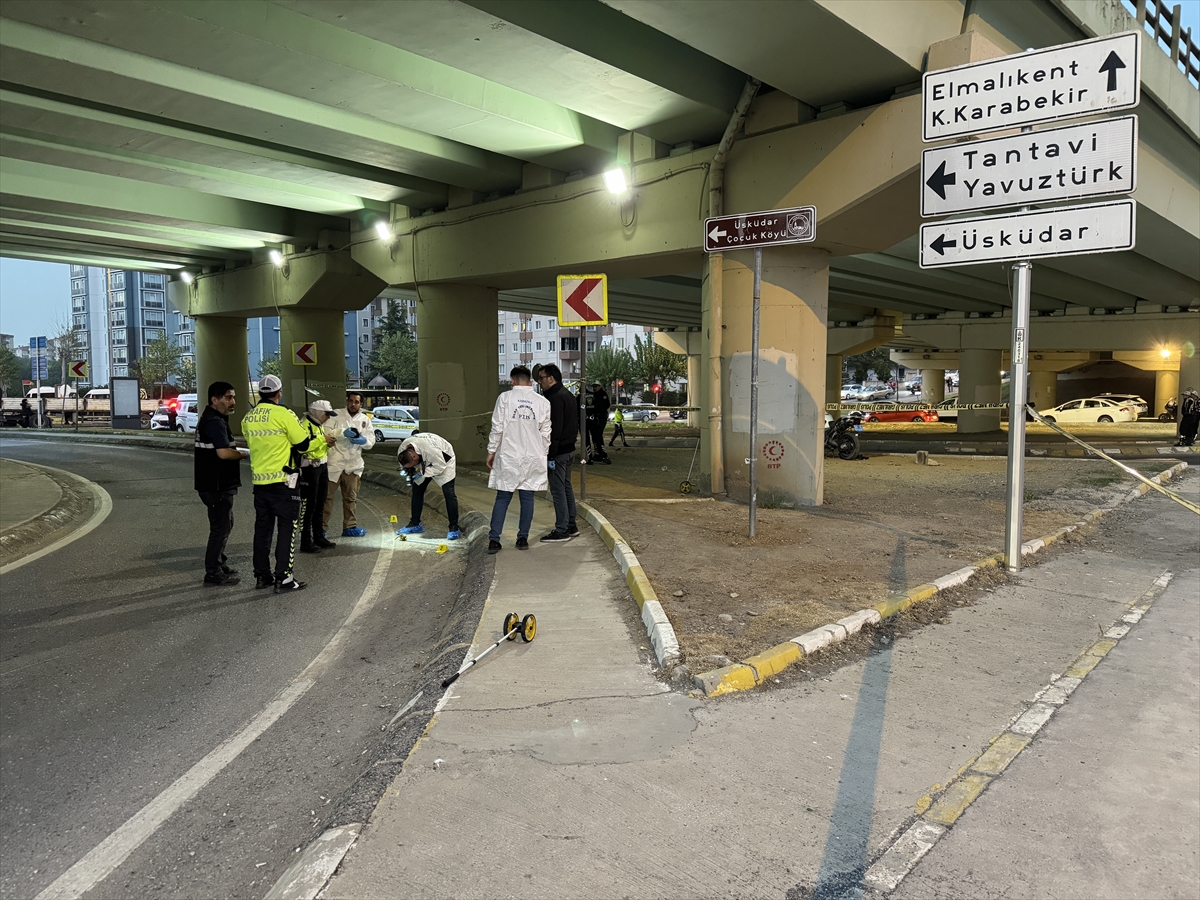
520,614,537,643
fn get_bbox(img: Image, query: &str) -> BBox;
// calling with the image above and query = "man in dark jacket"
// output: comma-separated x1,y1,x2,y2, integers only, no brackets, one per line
194,381,249,585
536,363,579,542
585,382,611,463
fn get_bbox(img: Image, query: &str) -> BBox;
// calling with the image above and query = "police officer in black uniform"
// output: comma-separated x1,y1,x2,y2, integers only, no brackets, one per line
194,381,248,585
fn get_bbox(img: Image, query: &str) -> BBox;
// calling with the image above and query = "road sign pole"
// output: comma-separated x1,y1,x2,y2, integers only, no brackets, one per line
748,247,762,539
1005,259,1032,573
579,334,587,500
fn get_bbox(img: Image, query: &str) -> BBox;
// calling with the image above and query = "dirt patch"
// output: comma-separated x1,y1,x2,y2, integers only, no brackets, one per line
580,449,1177,667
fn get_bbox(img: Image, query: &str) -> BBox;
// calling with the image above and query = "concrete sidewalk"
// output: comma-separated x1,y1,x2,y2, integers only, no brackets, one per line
319,463,1199,899
0,457,63,532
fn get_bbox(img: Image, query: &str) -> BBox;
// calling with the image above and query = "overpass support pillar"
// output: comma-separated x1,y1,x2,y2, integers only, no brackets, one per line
1156,369,1180,416
920,369,945,405
416,284,498,464
1029,371,1058,411
958,349,1002,434
194,316,249,432
278,308,346,414
826,355,843,408
719,246,829,507
687,353,701,427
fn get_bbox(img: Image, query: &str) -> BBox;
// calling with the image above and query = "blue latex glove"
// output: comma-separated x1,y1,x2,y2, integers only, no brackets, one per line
548,459,556,470
412,472,427,485
343,427,360,439
350,435,368,446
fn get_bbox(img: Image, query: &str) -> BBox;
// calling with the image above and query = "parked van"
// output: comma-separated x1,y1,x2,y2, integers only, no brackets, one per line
84,388,110,401
26,385,77,399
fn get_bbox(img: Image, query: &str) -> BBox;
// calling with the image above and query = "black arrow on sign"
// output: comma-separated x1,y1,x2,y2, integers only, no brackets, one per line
925,161,956,200
1098,51,1126,92
930,234,957,256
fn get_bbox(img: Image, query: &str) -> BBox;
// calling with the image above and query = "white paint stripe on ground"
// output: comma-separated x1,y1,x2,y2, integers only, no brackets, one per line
0,460,113,575
34,501,395,900
864,820,947,891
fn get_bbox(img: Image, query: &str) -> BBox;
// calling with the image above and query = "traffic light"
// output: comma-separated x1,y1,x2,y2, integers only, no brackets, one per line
652,383,661,394
617,379,624,387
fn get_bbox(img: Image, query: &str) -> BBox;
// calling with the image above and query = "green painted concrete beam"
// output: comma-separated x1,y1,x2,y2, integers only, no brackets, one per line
0,218,248,261
462,0,746,113
0,17,519,191
0,85,450,207
0,244,184,271
0,230,224,268
173,0,623,163
1,156,305,240
0,128,380,216
0,205,265,251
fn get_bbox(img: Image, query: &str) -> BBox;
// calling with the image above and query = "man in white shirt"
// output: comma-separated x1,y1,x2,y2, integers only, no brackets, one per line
322,392,376,538
486,366,551,554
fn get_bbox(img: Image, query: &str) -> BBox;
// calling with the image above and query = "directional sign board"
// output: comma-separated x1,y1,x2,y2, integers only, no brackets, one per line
291,341,317,366
557,274,608,326
919,199,1135,268
923,31,1140,141
703,206,816,252
69,361,88,379
921,115,1137,217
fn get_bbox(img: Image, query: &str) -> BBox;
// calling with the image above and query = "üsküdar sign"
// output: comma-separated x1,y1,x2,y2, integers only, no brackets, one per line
919,199,1135,268
923,31,1140,141
703,206,815,252
921,115,1138,216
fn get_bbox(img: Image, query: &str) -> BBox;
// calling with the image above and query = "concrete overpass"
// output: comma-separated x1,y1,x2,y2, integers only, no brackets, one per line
1,0,1197,506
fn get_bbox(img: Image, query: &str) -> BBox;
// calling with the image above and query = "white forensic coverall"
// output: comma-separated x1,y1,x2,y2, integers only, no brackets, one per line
323,408,376,479
487,385,551,491
398,433,457,485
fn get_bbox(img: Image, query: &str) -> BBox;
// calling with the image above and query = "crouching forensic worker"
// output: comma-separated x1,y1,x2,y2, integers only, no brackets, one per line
242,375,312,593
396,433,460,540
486,366,551,554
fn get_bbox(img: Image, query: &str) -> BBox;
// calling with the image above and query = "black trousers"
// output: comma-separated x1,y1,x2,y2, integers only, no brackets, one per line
410,477,459,531
253,482,301,581
198,489,236,577
1181,414,1199,445
300,466,328,547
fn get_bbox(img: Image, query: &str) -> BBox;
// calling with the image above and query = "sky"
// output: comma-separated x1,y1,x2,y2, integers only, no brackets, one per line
0,258,71,344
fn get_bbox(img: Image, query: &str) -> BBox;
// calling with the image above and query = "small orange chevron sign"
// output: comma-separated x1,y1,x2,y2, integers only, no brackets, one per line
292,342,317,366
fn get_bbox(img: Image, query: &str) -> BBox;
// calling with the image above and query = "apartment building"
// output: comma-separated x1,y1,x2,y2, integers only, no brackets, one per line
69,265,190,386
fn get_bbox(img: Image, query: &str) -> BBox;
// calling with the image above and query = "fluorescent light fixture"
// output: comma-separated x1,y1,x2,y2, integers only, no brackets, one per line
603,167,628,195
374,220,393,242
269,249,284,267
181,271,194,285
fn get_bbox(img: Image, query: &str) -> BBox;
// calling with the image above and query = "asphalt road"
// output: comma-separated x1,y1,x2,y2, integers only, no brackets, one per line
0,439,468,900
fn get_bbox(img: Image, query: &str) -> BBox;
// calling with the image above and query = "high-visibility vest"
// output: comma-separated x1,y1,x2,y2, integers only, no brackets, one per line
301,417,329,464
242,401,309,485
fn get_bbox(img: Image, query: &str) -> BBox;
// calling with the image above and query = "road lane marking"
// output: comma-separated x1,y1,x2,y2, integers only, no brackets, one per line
34,502,395,900
0,460,112,575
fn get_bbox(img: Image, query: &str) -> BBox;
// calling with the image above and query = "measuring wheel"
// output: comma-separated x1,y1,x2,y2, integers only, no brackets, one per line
520,614,537,643
679,480,693,494
503,612,520,641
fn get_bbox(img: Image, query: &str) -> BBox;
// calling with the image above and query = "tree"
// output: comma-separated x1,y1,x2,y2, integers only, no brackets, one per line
377,298,411,340
135,333,187,399
631,334,686,404
50,318,83,390
177,357,197,393
0,344,23,398
846,346,895,385
584,344,635,398
374,331,419,388
258,352,281,378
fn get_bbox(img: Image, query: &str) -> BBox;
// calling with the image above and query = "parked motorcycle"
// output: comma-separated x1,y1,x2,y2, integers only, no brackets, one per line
1159,397,1178,422
824,414,862,460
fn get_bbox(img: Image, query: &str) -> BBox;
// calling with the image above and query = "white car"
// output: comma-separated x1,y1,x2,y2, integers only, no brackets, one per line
1093,393,1150,418
840,384,863,400
368,405,419,442
1038,397,1137,425
856,384,892,401
149,395,199,432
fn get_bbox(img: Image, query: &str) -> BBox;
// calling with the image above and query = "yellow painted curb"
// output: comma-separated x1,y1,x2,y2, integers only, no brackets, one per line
970,733,1031,776
697,663,760,697
1065,654,1101,679
873,594,913,619
1088,638,1118,657
744,642,803,680
596,521,621,551
924,774,991,825
626,565,656,609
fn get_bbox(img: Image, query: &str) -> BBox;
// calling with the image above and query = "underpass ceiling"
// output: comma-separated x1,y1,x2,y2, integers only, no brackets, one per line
0,0,1194,338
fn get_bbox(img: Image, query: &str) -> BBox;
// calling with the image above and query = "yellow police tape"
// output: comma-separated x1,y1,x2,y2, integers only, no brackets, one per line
1026,408,1200,516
